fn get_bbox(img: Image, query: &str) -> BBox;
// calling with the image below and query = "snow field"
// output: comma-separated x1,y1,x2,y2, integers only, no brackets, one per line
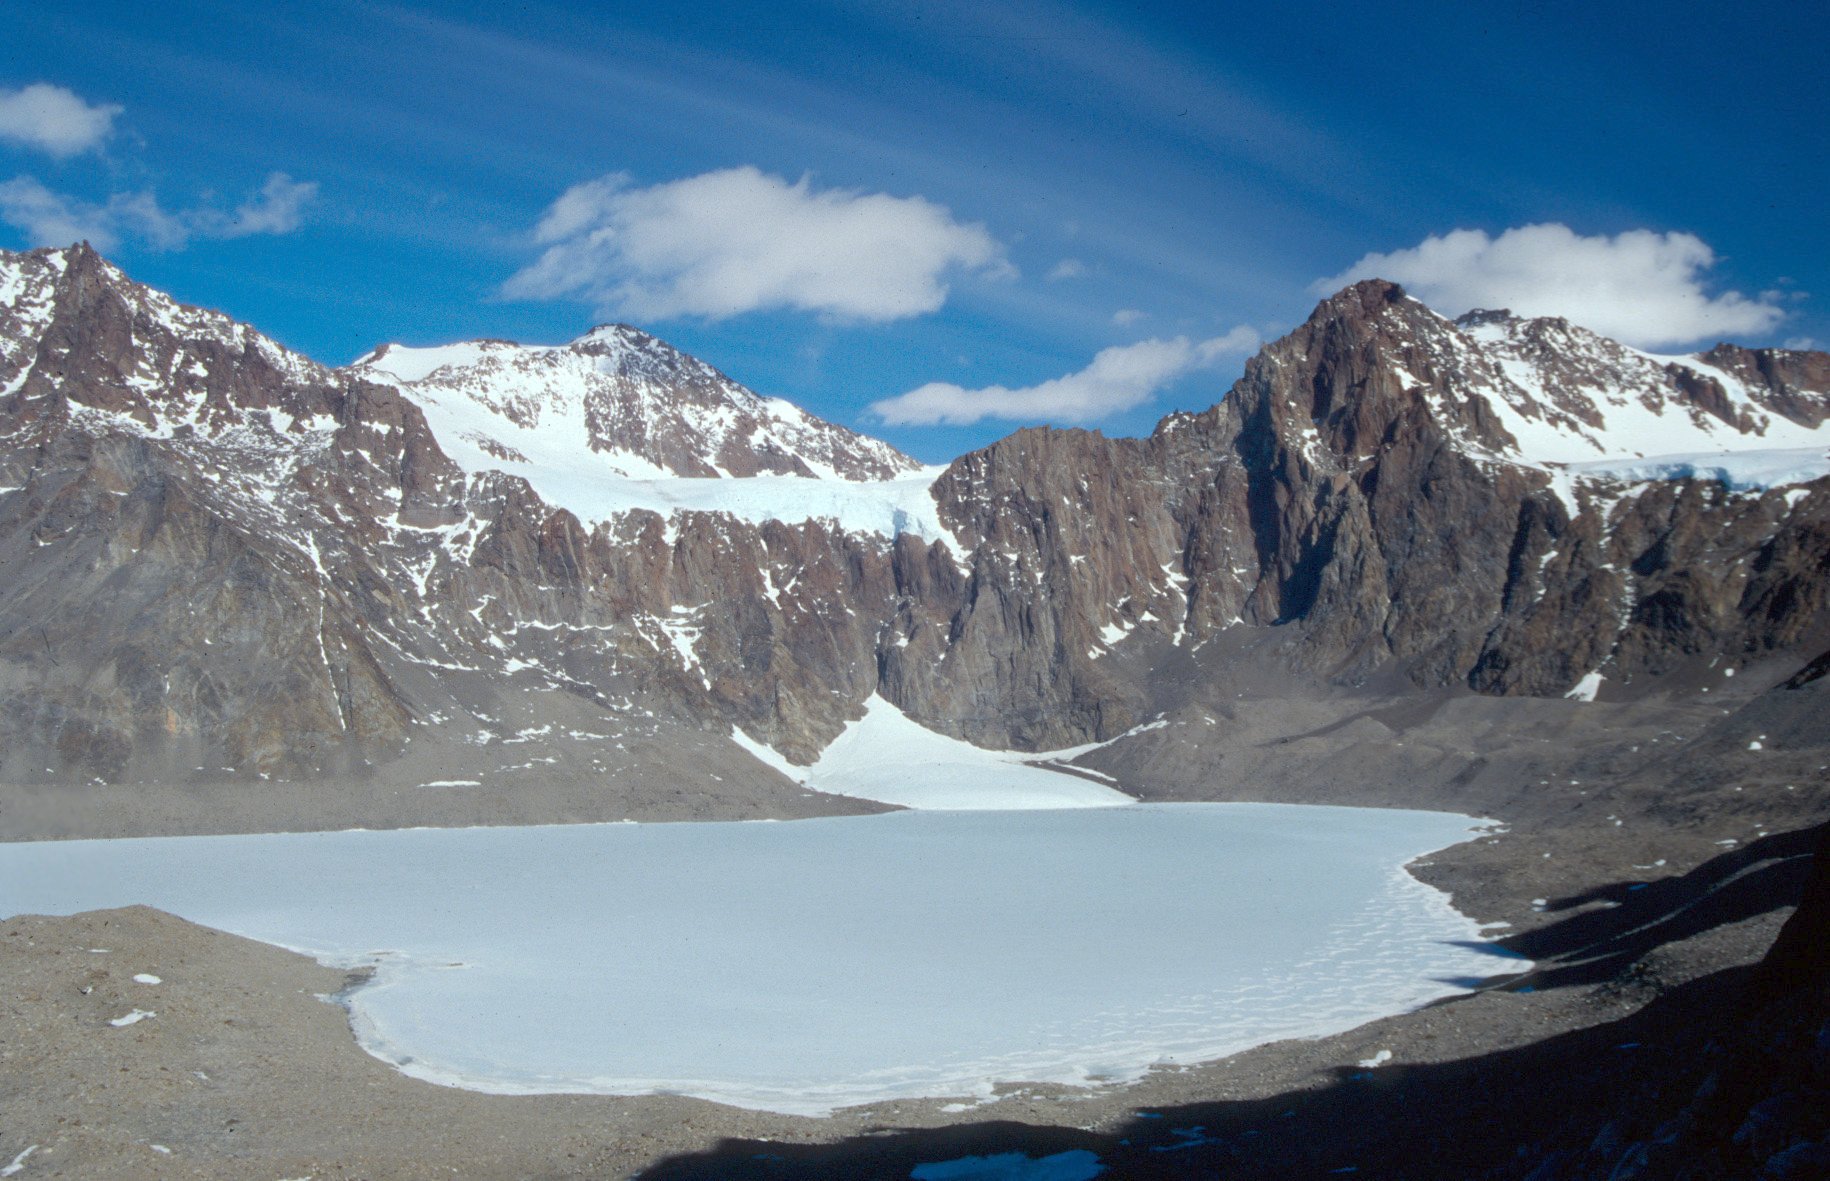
1560,446,1829,492
750,694,1134,810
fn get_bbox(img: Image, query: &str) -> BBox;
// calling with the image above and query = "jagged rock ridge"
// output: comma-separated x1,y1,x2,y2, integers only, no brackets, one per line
1,246,1827,789
353,325,921,486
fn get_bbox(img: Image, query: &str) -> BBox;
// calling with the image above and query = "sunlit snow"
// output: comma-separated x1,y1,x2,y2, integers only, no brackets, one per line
0,804,1525,1116
353,332,964,546
1435,309,1830,510
1561,446,1830,491
795,694,1133,809
1564,671,1605,702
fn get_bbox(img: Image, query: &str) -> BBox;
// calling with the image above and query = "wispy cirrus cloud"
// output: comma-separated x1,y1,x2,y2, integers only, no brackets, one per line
0,176,113,246
0,83,121,158
1315,224,1787,349
212,172,318,237
0,172,318,252
502,166,1008,322
871,327,1258,426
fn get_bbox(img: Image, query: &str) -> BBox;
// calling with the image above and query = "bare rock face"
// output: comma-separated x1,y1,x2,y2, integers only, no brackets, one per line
0,246,904,782
899,281,1830,744
2,248,1827,790
1,246,441,782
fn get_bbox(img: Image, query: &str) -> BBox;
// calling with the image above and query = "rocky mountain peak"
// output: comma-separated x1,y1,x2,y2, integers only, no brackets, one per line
1,242,346,447
1310,276,1411,320
567,321,681,359
351,323,920,485
1228,282,1830,472
564,322,735,390
2,246,1827,790
1207,276,1490,467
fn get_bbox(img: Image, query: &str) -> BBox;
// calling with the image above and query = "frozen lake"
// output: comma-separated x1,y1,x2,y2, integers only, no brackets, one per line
0,804,1524,1115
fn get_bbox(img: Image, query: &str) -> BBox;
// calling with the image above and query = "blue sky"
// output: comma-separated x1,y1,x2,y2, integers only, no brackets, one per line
1,0,1824,462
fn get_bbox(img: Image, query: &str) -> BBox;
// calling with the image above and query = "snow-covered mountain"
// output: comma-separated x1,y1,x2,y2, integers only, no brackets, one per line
352,325,919,483
1444,308,1830,516
347,328,956,542
2,247,1828,795
1448,307,1828,465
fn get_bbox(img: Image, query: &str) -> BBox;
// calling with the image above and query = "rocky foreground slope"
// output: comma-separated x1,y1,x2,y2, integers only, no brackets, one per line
0,244,1827,808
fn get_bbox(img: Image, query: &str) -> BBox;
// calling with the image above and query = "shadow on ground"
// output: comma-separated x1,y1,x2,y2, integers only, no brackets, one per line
1499,827,1817,990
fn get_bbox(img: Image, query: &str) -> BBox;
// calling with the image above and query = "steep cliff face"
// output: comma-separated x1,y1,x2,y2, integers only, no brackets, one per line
901,281,1830,745
0,245,447,782
2,247,1827,787
1191,281,1830,695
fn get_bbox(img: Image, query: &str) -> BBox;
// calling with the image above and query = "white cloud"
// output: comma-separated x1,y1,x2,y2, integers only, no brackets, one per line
871,326,1258,426
1047,258,1086,281
214,173,318,237
0,176,118,249
502,166,1006,322
107,189,192,250
1314,224,1786,349
0,172,316,252
0,84,121,158
1784,337,1820,352
1112,308,1145,326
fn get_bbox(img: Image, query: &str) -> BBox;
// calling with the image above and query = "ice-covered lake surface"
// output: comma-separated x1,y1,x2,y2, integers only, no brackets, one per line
0,804,1525,1116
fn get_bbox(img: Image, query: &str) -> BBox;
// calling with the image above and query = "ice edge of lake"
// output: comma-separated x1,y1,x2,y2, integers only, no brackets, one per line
305,811,1528,1118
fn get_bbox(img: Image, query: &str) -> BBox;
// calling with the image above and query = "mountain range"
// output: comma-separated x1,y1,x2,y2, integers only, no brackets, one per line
1,242,1826,812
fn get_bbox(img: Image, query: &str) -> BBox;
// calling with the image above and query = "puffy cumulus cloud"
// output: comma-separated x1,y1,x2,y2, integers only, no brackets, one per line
0,172,317,252
502,167,1006,322
0,83,121,158
1315,224,1786,350
871,326,1258,427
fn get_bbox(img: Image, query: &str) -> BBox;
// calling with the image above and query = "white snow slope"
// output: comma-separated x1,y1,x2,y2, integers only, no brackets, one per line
747,694,1133,810
1432,309,1830,493
351,330,966,545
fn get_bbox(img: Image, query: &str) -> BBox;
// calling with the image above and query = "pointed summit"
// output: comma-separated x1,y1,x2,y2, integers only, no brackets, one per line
568,322,648,348
351,325,920,483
